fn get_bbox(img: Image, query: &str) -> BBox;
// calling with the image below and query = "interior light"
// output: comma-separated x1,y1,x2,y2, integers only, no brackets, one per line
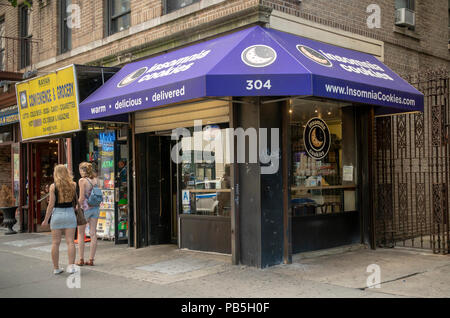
289,109,293,114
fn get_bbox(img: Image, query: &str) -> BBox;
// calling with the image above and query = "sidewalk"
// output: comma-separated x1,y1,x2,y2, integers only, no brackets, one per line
1,231,449,298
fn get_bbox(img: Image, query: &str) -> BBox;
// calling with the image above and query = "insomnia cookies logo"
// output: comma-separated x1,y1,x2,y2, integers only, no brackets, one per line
117,67,148,88
297,45,333,67
304,117,331,160
241,45,277,68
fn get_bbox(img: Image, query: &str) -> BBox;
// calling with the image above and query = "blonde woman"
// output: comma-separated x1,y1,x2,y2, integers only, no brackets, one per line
41,165,77,275
76,162,100,266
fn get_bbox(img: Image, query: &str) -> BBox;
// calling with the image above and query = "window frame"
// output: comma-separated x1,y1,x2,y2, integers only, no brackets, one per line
19,4,32,69
0,16,5,71
106,0,131,36
59,0,72,54
395,0,415,11
163,0,201,15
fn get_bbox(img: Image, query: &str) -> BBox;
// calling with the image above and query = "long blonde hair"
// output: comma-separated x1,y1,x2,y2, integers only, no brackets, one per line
53,165,75,202
79,162,96,179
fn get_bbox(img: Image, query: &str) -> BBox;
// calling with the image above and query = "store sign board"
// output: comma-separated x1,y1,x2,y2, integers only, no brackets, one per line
15,65,81,141
0,105,19,126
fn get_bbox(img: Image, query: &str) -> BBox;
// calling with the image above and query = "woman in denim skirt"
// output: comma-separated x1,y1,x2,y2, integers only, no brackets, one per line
76,162,100,267
41,165,77,275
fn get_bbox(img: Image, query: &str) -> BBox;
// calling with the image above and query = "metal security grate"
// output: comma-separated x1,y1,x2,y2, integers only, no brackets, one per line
374,70,450,254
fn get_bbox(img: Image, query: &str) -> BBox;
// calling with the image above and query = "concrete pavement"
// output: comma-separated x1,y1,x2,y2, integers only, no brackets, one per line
0,230,449,298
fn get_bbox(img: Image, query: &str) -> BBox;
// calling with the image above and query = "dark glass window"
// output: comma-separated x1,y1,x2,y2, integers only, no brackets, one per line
164,0,201,15
107,0,131,35
0,125,13,143
395,0,415,11
448,0,450,28
180,124,232,217
19,4,32,69
59,0,72,54
290,99,357,217
0,16,5,71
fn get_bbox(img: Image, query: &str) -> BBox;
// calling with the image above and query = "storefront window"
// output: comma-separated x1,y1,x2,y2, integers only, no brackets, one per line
290,99,357,216
0,125,12,143
180,124,232,216
86,124,129,242
12,143,19,206
86,125,116,239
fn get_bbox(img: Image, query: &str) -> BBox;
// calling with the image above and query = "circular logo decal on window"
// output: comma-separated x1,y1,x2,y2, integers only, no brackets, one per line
297,45,332,67
304,117,331,160
241,45,277,68
19,91,28,109
117,67,148,88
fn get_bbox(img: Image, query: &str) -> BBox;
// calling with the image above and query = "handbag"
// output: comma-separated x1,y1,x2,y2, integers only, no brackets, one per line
73,192,87,226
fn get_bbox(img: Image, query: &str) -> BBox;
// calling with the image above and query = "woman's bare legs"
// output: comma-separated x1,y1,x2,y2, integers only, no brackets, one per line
65,228,76,265
51,229,63,269
88,217,99,261
77,224,86,261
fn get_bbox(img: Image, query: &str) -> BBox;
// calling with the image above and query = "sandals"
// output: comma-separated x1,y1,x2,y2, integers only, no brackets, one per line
85,259,94,266
76,259,85,266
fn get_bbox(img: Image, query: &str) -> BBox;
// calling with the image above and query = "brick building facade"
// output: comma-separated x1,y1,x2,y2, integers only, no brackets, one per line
1,0,448,78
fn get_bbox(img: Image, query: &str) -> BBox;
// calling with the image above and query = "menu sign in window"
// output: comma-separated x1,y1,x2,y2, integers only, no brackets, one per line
15,65,81,140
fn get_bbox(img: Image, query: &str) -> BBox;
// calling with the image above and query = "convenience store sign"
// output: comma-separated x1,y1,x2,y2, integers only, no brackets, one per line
15,65,81,140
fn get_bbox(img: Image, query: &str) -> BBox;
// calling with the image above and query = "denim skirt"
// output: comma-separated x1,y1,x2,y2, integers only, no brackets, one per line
84,206,100,220
50,207,77,230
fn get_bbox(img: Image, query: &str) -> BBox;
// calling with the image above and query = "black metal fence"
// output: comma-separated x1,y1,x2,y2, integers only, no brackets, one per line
374,70,450,254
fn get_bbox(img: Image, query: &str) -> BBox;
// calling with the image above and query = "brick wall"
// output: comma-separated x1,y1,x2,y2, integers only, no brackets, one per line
1,0,448,76
261,0,450,75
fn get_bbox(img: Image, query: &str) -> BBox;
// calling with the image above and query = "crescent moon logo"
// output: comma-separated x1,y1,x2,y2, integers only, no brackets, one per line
310,128,324,148
304,117,331,160
241,45,277,68
117,67,148,88
296,45,333,67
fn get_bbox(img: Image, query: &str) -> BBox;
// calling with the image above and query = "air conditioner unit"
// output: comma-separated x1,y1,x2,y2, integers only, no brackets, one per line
395,8,415,27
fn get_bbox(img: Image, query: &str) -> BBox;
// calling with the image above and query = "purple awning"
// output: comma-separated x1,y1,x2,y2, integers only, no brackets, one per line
79,26,424,120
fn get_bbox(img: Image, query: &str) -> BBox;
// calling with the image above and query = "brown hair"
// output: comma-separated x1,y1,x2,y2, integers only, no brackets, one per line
53,165,75,202
79,162,96,179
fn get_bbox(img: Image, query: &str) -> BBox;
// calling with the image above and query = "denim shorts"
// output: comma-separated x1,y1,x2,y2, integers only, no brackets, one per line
84,206,100,220
50,207,77,230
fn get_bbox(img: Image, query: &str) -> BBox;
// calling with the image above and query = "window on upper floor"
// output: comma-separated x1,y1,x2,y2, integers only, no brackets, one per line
395,0,416,30
448,0,450,28
19,4,32,69
395,0,415,11
0,16,5,71
163,0,201,15
106,0,131,36
59,0,72,54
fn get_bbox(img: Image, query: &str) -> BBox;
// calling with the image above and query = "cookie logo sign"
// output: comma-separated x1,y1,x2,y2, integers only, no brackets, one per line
304,117,331,160
297,45,333,68
241,45,277,68
117,67,148,88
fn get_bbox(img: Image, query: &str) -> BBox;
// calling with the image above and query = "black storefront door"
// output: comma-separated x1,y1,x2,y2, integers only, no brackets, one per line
136,135,177,247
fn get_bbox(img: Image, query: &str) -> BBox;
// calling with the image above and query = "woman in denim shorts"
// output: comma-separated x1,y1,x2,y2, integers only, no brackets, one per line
41,165,77,275
76,162,100,266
